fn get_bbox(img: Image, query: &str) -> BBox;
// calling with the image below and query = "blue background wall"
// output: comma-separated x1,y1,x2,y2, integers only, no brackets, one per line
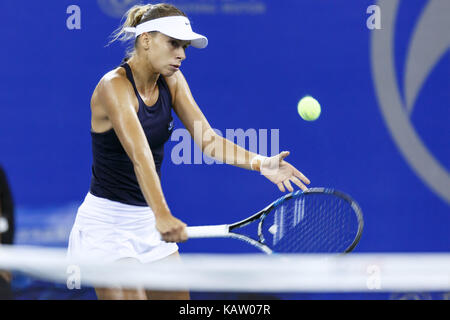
0,0,448,299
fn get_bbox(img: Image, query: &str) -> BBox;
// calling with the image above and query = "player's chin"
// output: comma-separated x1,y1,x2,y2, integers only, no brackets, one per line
164,66,179,77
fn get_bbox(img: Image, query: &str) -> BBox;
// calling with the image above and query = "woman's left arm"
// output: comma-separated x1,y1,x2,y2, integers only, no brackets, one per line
170,71,310,192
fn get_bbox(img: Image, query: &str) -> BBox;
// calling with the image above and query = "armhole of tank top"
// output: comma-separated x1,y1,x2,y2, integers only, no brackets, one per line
120,64,137,94
119,63,144,112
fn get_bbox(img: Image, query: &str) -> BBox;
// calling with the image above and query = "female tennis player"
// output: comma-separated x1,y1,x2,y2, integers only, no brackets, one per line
67,3,310,300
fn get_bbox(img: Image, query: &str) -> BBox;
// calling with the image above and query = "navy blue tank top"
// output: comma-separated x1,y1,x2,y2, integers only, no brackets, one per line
89,63,175,206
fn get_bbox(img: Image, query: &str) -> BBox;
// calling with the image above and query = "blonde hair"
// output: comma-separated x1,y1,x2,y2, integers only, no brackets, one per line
109,3,187,60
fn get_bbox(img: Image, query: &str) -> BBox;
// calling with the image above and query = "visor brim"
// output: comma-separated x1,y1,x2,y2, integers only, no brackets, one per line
161,30,208,49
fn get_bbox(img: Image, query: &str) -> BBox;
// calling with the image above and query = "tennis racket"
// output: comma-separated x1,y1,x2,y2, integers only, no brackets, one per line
186,188,364,254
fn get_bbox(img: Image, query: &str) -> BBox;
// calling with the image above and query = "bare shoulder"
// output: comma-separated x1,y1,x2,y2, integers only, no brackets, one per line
94,67,132,101
92,67,137,110
91,66,137,132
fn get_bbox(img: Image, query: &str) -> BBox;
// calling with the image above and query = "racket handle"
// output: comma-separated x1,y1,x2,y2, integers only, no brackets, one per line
186,225,229,238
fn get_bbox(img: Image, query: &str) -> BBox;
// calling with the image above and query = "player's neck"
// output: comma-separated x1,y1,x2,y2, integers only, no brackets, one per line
127,55,159,93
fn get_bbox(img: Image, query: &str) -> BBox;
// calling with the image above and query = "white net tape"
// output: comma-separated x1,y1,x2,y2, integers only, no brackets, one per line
0,245,449,292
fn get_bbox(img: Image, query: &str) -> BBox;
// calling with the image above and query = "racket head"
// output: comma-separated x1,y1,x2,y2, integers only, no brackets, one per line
256,188,364,254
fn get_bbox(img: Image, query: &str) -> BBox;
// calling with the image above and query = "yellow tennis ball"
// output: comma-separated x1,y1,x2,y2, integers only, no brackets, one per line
297,96,321,121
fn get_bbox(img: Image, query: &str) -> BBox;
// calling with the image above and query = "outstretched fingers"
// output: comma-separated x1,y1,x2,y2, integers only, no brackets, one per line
277,182,286,193
278,177,306,193
290,176,308,191
294,167,310,185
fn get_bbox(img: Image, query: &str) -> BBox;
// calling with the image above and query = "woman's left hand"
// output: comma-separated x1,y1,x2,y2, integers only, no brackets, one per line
260,151,310,192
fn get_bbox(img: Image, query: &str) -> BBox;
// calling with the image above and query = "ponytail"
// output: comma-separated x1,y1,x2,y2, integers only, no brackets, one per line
109,4,153,45
107,3,187,60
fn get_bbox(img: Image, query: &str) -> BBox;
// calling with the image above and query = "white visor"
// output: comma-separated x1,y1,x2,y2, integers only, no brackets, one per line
124,16,208,49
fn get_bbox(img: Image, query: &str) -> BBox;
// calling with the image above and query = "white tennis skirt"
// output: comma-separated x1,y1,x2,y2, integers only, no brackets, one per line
67,192,178,264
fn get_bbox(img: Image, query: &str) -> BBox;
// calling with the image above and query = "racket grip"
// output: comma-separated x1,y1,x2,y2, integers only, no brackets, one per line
186,225,229,238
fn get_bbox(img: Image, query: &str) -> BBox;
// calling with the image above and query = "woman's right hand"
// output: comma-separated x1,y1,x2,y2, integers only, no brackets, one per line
156,214,188,243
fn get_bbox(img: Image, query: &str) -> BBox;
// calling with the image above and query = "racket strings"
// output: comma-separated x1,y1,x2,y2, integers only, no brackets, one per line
261,194,359,253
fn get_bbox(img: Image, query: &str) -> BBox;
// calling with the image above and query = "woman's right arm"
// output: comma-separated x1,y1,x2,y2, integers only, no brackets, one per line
96,74,187,243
